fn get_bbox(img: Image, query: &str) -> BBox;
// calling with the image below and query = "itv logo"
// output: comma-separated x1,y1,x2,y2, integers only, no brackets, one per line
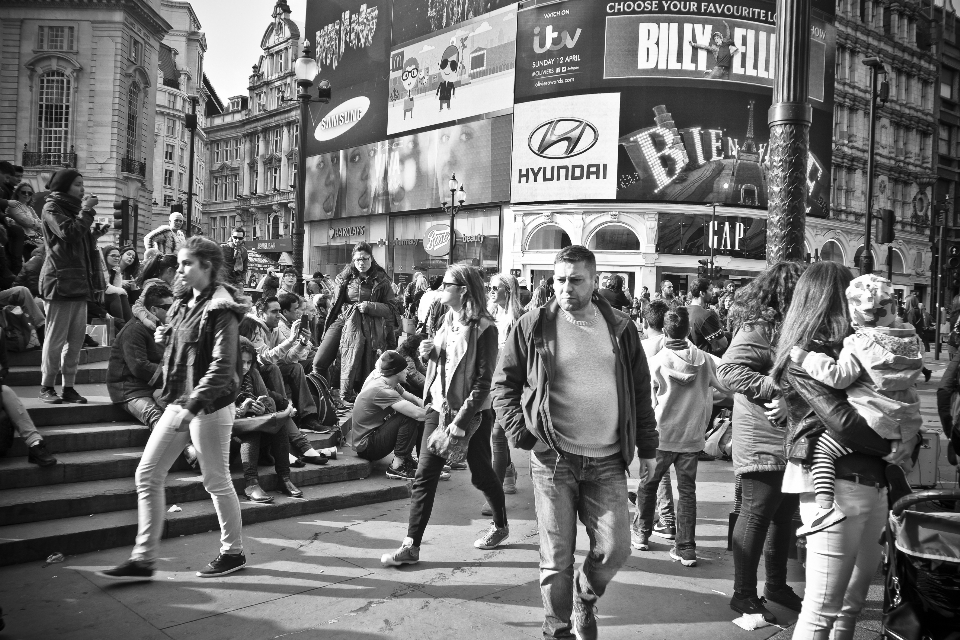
533,25,581,54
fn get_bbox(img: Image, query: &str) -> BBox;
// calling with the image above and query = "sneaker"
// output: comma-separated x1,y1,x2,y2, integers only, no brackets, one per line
196,552,246,577
439,469,451,481
289,453,306,468
28,441,57,467
502,462,517,494
301,451,328,465
763,584,803,612
449,461,467,471
630,527,650,551
381,542,420,567
299,414,323,431
96,559,154,582
669,546,697,567
572,593,599,640
60,387,88,404
730,593,777,624
652,519,676,540
474,522,509,549
39,387,62,404
386,459,416,480
796,504,846,537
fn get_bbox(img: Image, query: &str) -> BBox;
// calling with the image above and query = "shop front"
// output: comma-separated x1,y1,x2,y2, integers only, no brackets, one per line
306,216,387,278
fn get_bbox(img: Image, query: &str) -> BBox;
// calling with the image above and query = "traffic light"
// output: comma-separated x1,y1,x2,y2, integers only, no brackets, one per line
948,244,960,285
713,265,724,279
876,209,895,244
697,259,709,278
112,198,129,244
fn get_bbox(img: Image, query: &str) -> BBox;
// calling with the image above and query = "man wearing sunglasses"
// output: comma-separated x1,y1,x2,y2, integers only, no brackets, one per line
436,44,459,111
221,226,249,288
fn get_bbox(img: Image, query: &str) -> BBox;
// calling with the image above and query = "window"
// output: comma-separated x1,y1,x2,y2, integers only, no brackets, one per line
166,92,177,109
178,145,185,165
470,50,487,72
270,165,280,190
179,122,185,141
233,138,241,160
271,214,281,238
125,82,141,160
166,118,175,137
942,69,955,100
820,240,844,264
162,194,173,207
587,224,642,251
214,142,222,163
37,70,72,157
251,165,259,194
273,127,282,154
256,91,266,113
164,169,173,187
254,132,261,155
940,124,951,155
130,38,142,65
38,26,75,51
526,224,572,251
178,172,184,190
164,143,174,162
274,85,285,107
292,123,299,146
219,216,228,242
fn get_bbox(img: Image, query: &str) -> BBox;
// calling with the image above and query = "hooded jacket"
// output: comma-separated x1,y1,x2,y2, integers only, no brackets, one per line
649,341,727,452
39,192,107,301
143,213,186,255
107,315,163,403
492,293,659,466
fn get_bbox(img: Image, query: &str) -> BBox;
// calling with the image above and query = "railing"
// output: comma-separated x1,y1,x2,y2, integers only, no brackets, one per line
22,145,76,168
121,156,147,177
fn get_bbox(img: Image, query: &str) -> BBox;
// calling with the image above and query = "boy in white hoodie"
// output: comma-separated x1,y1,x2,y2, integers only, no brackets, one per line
635,307,728,567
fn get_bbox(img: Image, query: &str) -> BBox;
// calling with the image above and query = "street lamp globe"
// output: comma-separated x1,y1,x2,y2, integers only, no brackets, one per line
294,40,319,85
457,184,466,205
448,174,459,193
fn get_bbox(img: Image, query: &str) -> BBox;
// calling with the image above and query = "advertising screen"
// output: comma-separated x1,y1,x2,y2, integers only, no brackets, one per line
511,0,835,214
304,0,391,154
306,115,512,219
387,4,517,135
656,212,768,260
391,0,519,45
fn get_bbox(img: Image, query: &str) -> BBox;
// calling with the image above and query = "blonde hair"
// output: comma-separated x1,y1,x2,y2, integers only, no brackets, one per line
490,272,525,325
446,264,493,325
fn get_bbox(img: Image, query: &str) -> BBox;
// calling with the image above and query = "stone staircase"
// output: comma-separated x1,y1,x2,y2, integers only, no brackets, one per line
0,346,408,566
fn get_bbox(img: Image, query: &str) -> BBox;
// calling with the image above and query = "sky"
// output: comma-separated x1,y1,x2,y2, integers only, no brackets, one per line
192,0,308,101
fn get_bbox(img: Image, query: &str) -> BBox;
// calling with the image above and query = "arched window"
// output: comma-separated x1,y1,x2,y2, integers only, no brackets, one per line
270,214,280,239
526,224,571,251
891,250,905,274
125,82,141,160
588,224,641,251
853,245,879,270
37,70,72,162
820,240,844,264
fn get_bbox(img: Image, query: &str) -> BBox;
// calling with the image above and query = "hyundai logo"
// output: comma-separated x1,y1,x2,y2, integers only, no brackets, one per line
528,118,599,159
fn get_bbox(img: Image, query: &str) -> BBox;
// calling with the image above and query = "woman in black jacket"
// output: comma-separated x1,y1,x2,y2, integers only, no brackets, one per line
771,261,917,639
717,262,805,623
98,236,252,581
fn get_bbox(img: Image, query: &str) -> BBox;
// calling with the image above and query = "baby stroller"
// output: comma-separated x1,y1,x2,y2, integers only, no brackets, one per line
881,489,960,640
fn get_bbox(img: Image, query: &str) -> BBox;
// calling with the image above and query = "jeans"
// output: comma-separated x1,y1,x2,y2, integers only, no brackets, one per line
531,447,631,639
355,412,421,462
124,395,164,429
407,408,506,546
2,385,41,447
655,474,675,527
41,299,87,388
238,430,291,485
635,450,698,550
0,286,45,327
312,316,344,381
131,405,243,563
732,470,799,598
792,481,887,639
259,362,318,420
491,416,512,482
281,416,313,457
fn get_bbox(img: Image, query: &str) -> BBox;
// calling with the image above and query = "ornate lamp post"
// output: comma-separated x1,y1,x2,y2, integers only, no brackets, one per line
860,56,888,275
440,174,466,266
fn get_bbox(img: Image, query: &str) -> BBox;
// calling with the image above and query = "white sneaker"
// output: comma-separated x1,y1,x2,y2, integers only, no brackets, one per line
797,504,846,537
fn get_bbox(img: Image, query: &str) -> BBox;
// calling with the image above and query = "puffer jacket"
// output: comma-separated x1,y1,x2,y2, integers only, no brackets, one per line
717,320,786,475
107,316,163,403
39,193,107,302
324,264,399,392
422,314,497,427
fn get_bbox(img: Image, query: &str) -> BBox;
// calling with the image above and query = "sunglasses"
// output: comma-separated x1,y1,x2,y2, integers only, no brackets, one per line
20,191,33,197
155,303,173,311
486,284,504,292
231,236,244,241
441,281,461,290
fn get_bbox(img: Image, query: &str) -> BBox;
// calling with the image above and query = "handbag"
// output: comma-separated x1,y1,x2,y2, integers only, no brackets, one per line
426,331,483,463
948,317,960,349
881,542,922,640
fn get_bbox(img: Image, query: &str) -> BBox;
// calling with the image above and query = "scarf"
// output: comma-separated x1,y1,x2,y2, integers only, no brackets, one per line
45,192,83,216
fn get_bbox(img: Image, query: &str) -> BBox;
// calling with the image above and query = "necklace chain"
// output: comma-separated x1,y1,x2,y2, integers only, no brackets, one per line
560,303,598,327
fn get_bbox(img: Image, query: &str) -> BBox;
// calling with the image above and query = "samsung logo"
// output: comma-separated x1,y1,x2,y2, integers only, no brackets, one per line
315,96,370,142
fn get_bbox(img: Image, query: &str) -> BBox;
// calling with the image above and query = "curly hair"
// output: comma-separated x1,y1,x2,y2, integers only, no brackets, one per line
727,262,807,336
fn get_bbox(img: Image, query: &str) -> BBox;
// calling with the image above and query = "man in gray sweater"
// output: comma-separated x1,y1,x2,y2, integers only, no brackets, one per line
494,245,658,640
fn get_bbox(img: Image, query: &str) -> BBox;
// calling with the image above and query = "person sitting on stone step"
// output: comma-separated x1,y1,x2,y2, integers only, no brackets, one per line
0,384,56,466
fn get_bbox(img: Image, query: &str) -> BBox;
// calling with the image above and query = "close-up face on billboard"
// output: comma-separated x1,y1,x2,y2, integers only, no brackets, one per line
387,4,518,135
512,0,835,213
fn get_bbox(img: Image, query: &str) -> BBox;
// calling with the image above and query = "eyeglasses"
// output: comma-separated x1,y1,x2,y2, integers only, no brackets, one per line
441,281,461,290
401,68,419,81
156,303,173,311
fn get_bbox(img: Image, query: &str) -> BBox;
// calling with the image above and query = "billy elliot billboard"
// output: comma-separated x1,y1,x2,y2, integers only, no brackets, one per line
511,0,835,216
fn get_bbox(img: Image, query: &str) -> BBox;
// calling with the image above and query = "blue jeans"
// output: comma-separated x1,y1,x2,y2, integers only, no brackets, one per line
124,395,164,429
530,448,631,639
635,450,698,550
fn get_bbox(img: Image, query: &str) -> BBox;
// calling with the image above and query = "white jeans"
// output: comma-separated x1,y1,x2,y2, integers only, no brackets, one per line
792,479,888,639
131,405,242,562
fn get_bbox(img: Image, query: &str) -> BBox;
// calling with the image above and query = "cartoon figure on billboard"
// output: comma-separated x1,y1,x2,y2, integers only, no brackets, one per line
437,43,459,111
401,57,420,120
690,21,738,80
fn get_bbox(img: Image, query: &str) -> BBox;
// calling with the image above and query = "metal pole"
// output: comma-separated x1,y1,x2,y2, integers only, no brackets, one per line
887,245,893,281
447,195,456,267
936,203,949,359
185,96,198,238
294,84,310,292
766,0,811,265
709,203,717,277
861,66,881,275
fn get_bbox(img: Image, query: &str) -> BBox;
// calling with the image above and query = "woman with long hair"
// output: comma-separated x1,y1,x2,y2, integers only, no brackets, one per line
312,242,398,404
118,244,142,303
381,264,509,566
100,244,133,324
38,169,109,405
486,272,525,499
136,252,178,289
771,261,917,638
717,262,806,623
98,236,251,581
6,182,43,250
525,280,555,312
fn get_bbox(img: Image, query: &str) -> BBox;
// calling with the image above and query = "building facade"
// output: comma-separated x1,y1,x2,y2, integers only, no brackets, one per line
0,0,172,248
201,0,301,280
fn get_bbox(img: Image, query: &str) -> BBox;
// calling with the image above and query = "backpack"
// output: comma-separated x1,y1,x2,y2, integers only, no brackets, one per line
703,408,733,460
1,306,36,352
0,403,13,458
306,371,340,430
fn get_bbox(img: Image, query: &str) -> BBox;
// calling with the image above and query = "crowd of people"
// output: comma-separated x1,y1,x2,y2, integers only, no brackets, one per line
2,164,956,638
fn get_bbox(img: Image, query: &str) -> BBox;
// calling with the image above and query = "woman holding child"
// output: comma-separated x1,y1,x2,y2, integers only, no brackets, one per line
773,261,918,639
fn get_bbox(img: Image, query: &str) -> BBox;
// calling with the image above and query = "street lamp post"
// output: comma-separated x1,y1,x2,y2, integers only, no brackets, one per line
861,56,888,275
184,95,198,237
935,195,951,359
440,174,466,266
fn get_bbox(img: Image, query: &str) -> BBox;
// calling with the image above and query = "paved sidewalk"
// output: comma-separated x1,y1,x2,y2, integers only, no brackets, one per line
0,354,954,640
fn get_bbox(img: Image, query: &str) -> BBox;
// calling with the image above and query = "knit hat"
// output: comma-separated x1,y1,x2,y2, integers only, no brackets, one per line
846,274,896,328
45,168,82,193
376,350,407,377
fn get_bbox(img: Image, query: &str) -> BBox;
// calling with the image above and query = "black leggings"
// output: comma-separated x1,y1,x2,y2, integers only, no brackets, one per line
406,408,506,546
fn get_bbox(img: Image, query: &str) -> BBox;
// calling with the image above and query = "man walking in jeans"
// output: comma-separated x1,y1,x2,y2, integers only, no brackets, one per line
494,245,658,639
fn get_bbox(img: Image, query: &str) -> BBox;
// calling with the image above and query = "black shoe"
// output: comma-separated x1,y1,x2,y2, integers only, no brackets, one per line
730,594,777,624
97,559,154,582
698,451,716,461
28,441,57,467
763,584,803,612
628,490,637,506
301,451,328,465
290,455,306,468
386,459,416,480
196,553,246,577
39,386,62,404
60,387,88,404
300,415,323,431
280,478,303,498
83,335,99,348
923,368,932,383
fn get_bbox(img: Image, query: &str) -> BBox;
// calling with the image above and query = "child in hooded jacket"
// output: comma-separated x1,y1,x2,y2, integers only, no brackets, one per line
790,274,922,536
635,307,728,566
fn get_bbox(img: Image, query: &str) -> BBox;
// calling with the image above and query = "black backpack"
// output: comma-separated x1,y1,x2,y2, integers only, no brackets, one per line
306,371,340,429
